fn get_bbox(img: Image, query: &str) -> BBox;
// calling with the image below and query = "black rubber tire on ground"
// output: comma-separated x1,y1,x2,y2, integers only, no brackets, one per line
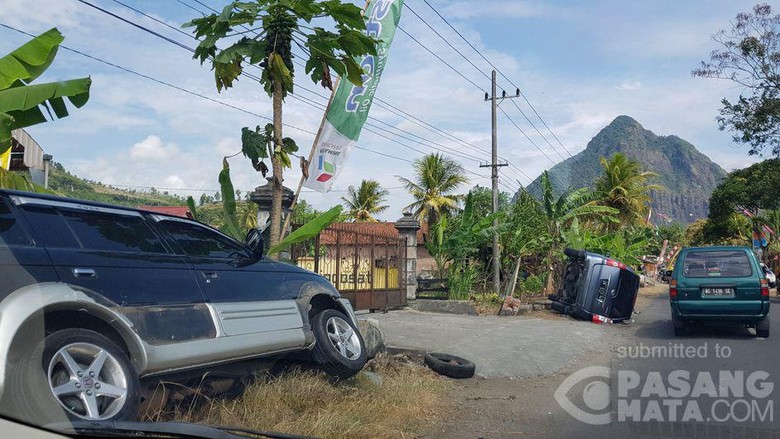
424,353,476,379
756,318,770,338
311,309,368,380
6,328,139,423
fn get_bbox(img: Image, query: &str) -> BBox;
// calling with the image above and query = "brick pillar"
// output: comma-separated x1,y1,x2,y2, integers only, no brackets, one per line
395,212,420,300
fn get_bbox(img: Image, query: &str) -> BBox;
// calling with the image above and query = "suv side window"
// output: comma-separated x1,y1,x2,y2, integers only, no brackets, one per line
159,220,246,258
60,209,166,253
21,206,80,248
0,199,31,246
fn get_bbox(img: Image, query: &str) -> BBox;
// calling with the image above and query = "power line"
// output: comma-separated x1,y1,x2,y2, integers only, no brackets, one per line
402,3,489,82
0,22,420,169
172,0,531,185
508,98,566,161
497,106,556,166
421,0,574,159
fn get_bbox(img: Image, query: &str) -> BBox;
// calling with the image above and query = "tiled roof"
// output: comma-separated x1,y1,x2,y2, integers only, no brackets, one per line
138,206,193,218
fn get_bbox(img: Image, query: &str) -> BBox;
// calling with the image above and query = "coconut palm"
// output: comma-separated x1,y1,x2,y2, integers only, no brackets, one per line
398,153,468,229
594,153,664,229
539,171,619,292
341,179,389,222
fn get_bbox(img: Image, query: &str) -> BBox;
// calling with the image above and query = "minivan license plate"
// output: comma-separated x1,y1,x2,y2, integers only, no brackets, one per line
701,287,735,298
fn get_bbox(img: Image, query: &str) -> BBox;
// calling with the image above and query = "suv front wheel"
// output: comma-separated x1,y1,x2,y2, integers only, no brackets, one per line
311,309,367,379
9,328,139,423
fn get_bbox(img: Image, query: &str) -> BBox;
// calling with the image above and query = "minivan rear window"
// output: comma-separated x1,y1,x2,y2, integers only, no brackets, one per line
682,250,753,278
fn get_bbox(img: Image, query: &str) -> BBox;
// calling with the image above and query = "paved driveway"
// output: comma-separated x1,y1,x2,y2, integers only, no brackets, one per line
360,309,624,378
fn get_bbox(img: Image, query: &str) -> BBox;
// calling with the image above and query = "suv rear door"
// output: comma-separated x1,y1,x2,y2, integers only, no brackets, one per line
676,248,763,315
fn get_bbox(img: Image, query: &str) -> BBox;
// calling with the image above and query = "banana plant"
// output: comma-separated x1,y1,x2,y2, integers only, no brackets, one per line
0,27,91,192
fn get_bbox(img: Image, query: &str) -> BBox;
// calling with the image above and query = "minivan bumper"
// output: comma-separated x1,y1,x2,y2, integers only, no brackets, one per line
671,300,769,321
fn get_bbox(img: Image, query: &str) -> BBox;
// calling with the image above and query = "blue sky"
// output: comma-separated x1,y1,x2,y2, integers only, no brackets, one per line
0,0,764,220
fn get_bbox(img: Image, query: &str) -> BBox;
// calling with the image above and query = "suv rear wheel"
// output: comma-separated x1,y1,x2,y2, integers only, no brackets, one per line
8,328,139,422
311,309,367,380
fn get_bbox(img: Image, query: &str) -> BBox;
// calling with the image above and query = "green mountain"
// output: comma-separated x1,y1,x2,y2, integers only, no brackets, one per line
47,162,185,207
523,115,727,223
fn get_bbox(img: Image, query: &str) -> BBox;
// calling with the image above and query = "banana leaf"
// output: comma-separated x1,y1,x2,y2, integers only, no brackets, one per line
267,206,342,256
218,158,243,239
0,27,63,90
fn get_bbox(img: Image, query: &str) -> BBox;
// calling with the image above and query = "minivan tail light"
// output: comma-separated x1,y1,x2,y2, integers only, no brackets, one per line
670,280,678,299
605,258,627,270
761,278,769,298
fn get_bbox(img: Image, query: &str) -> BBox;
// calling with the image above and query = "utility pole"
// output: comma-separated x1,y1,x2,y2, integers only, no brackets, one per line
482,70,521,295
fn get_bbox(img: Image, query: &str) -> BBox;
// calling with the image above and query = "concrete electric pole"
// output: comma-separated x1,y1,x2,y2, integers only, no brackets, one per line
482,70,521,295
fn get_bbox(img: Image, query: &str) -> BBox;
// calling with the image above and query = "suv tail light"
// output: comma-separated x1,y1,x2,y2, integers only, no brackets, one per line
761,278,769,298
605,258,627,269
670,280,678,299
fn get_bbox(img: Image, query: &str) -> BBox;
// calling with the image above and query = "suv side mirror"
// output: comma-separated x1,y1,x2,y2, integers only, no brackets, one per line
245,228,264,259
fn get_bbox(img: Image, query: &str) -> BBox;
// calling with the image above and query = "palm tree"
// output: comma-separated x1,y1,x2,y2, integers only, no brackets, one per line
594,153,664,229
539,171,618,292
398,153,468,229
341,179,389,222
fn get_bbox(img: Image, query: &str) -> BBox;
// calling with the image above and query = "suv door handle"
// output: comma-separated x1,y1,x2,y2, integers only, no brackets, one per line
73,268,97,279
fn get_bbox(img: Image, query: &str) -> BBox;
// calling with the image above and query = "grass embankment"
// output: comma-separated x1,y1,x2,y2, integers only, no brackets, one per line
171,354,451,439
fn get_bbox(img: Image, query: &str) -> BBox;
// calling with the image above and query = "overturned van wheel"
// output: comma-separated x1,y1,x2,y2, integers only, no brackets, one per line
424,353,475,379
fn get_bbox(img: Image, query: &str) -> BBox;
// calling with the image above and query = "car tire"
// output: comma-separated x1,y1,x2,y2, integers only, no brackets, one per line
756,318,770,338
672,317,688,337
424,353,476,379
311,309,367,380
7,328,139,423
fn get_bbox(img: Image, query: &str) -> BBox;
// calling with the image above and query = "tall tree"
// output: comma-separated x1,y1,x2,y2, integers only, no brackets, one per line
398,153,468,230
594,153,663,229
186,0,377,253
0,28,91,191
341,179,389,222
693,3,780,156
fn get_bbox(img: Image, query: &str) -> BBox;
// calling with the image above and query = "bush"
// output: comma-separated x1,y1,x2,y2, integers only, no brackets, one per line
447,264,479,300
519,274,543,295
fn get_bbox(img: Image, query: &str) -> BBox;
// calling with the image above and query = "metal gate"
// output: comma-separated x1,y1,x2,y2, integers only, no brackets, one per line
289,223,407,311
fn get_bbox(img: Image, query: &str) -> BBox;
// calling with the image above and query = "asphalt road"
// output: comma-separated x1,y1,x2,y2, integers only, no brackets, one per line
375,291,779,438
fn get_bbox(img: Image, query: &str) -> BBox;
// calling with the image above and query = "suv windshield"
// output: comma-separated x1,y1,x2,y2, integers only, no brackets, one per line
682,250,753,278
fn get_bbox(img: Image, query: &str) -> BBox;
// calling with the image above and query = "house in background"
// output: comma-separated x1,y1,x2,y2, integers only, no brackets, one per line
138,205,193,219
2,129,52,186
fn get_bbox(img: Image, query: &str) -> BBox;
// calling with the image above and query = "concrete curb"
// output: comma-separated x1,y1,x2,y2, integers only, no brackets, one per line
407,299,478,315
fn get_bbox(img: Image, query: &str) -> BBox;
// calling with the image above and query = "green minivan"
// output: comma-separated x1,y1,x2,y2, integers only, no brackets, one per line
670,246,770,337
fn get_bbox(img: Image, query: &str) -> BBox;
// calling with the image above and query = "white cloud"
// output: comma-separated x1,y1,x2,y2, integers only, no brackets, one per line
615,80,642,91
443,1,554,19
130,135,179,160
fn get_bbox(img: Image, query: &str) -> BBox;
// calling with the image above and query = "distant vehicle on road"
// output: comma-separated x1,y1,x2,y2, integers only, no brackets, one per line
670,246,770,337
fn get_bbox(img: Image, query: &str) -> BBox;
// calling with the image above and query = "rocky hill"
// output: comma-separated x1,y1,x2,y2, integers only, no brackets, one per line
523,115,727,223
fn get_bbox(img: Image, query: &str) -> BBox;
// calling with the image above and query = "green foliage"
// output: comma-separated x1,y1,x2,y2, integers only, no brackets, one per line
519,274,543,295
594,153,663,228
186,196,200,221
0,28,90,152
218,158,244,239
447,263,480,300
398,153,468,229
707,158,780,242
241,123,298,171
185,0,377,97
341,179,389,222
693,4,780,156
267,205,342,255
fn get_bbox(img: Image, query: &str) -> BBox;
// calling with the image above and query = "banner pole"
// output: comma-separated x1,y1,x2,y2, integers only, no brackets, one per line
279,0,373,242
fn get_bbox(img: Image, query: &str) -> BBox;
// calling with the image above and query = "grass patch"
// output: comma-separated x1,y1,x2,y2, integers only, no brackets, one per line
170,354,451,439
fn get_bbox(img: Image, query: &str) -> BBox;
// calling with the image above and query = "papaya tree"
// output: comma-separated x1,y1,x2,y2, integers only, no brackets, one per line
0,28,91,190
185,0,377,254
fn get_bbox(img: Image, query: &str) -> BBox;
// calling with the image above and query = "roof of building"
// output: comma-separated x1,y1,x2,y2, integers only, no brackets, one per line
314,221,428,245
137,206,193,218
